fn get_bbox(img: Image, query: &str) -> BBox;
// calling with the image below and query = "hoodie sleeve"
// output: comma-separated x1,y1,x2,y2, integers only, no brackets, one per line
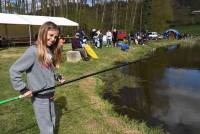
9,46,36,92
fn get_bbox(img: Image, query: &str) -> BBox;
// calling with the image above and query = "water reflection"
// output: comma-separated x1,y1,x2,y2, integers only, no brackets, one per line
101,45,200,134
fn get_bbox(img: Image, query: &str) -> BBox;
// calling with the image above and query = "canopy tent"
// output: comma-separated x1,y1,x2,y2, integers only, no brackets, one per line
0,13,79,45
162,29,181,39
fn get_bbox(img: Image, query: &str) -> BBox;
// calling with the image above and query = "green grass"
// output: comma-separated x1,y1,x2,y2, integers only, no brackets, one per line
172,24,200,35
0,39,197,134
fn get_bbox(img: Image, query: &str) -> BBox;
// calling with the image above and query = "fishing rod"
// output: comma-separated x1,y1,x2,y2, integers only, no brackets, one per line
0,52,161,105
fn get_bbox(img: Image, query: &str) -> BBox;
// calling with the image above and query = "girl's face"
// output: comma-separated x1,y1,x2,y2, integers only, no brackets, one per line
47,30,59,46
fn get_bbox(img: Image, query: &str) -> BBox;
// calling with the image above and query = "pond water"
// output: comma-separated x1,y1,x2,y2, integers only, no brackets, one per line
101,44,200,134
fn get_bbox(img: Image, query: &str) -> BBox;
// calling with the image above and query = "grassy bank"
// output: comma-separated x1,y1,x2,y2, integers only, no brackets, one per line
173,24,200,35
0,39,197,134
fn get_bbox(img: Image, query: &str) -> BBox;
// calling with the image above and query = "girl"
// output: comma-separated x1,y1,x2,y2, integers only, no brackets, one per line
9,21,65,134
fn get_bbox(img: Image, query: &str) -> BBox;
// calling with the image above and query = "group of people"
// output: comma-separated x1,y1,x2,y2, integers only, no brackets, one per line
89,28,118,48
70,28,124,61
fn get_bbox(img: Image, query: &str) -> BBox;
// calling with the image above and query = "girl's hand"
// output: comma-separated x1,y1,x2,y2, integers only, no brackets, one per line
59,76,65,84
22,90,32,98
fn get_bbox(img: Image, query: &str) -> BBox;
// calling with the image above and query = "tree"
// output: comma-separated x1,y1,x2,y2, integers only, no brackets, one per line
0,0,2,12
101,0,106,26
111,0,118,29
31,0,36,14
142,0,173,32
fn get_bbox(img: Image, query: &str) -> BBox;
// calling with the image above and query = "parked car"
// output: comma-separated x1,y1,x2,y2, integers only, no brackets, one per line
147,32,158,40
117,31,127,40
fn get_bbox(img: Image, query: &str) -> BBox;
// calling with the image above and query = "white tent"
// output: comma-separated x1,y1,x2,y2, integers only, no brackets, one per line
0,13,79,45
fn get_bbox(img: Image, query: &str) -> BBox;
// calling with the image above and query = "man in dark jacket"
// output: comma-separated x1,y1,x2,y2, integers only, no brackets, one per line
71,33,89,61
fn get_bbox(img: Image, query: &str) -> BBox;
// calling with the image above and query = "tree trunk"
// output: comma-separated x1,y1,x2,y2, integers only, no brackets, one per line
0,0,2,13
95,3,99,21
64,0,68,17
21,0,25,14
7,0,11,13
4,0,7,13
132,1,138,30
112,0,118,29
139,3,143,32
59,0,64,17
92,0,95,6
76,0,79,21
41,0,47,15
101,0,106,26
31,0,36,14
52,0,56,16
124,0,129,30
25,0,29,13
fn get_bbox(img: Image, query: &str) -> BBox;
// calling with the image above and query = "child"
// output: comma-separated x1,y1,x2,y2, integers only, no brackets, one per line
9,21,65,134
58,35,66,52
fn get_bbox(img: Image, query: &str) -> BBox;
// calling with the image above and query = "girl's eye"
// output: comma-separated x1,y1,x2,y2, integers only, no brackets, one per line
54,36,59,40
49,35,58,40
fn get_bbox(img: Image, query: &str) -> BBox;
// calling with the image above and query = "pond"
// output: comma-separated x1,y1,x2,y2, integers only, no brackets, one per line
101,44,200,134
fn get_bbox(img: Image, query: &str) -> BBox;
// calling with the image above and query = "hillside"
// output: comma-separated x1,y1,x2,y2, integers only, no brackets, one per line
142,0,200,32
172,0,200,25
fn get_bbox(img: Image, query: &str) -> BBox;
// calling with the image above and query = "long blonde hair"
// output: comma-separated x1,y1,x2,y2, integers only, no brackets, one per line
36,21,62,68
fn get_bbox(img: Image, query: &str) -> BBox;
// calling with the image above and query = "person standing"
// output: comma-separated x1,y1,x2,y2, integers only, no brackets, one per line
97,30,103,48
106,30,112,47
90,29,96,46
93,30,100,48
9,21,65,134
112,28,118,47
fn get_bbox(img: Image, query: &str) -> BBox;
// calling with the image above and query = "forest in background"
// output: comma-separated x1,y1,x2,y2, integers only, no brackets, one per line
0,0,199,35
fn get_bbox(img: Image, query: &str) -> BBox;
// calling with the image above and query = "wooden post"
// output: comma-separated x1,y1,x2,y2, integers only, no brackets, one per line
29,25,32,45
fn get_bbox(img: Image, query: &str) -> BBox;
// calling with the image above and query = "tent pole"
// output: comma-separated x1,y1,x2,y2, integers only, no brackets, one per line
5,24,8,39
29,25,32,45
4,24,9,47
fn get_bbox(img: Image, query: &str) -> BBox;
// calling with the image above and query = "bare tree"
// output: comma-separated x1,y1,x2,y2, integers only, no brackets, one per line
52,0,56,16
101,0,106,26
124,0,129,30
39,0,48,15
95,0,99,21
31,0,36,14
0,0,2,12
59,0,64,16
4,0,7,12
139,3,143,32
25,0,29,13
92,0,95,6
75,0,79,21
131,1,138,30
112,0,118,29
21,0,25,13
64,0,68,17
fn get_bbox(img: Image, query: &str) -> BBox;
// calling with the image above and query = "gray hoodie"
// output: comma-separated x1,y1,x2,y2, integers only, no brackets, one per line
9,45,56,94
